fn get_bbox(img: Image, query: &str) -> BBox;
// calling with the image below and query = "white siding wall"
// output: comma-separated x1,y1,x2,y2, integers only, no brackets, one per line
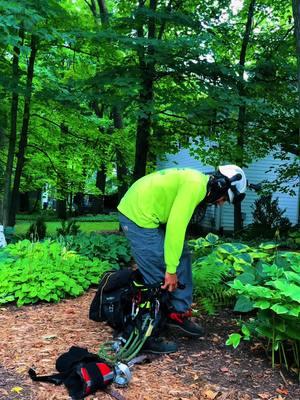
158,150,299,232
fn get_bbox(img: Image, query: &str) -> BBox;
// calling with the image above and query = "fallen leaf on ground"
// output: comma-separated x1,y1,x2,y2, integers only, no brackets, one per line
11,386,23,393
203,389,219,399
220,367,229,373
258,393,271,399
276,388,288,395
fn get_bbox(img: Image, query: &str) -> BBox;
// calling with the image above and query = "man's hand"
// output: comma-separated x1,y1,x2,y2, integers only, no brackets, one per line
161,272,178,292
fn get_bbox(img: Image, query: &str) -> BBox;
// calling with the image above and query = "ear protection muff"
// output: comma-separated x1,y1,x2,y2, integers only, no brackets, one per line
206,172,245,204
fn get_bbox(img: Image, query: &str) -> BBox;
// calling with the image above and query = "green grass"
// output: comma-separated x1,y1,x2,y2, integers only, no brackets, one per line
15,221,120,235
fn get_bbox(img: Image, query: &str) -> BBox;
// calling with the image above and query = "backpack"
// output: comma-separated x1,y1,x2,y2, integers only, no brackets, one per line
89,269,135,330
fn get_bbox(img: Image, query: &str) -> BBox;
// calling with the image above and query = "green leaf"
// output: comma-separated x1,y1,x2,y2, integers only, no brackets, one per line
241,324,251,338
234,295,254,312
217,243,237,254
236,272,256,285
259,242,278,250
253,300,271,310
233,253,252,264
283,271,300,285
268,280,300,303
226,333,242,348
205,233,219,245
270,304,289,315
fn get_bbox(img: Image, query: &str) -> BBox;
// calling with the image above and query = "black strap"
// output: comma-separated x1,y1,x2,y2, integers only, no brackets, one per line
28,368,66,385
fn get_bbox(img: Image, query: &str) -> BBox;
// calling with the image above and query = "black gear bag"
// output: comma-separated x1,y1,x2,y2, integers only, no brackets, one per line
89,269,135,329
28,346,114,399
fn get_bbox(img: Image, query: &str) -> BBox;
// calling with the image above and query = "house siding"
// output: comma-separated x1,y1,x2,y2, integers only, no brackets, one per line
158,149,299,231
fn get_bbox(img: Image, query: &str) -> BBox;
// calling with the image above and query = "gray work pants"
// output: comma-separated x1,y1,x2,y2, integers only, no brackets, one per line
119,213,193,312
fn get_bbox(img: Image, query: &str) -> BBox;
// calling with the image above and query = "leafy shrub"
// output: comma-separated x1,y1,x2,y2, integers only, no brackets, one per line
56,220,81,236
227,251,300,374
249,195,292,238
279,227,300,250
62,233,131,268
26,217,47,241
0,239,112,306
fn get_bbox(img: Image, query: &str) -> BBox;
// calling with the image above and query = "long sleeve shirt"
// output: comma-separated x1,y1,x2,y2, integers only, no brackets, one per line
117,168,209,274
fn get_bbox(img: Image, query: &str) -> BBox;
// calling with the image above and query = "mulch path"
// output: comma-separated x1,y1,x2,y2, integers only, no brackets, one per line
0,291,299,400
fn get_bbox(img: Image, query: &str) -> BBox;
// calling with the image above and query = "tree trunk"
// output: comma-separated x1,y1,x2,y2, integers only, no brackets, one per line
97,0,109,25
292,0,300,224
73,192,85,215
56,199,67,220
2,27,24,227
292,0,300,143
96,0,128,199
234,0,256,233
94,167,106,213
8,33,38,227
112,106,129,201
133,0,157,182
0,105,8,224
56,123,68,220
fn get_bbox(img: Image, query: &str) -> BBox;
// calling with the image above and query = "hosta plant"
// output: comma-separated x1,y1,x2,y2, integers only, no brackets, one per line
189,234,278,314
61,232,131,268
226,251,300,376
0,239,112,306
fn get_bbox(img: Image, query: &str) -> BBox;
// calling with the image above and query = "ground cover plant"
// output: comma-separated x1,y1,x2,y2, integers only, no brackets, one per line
226,251,300,377
189,234,276,314
190,234,300,376
0,240,112,306
62,232,131,269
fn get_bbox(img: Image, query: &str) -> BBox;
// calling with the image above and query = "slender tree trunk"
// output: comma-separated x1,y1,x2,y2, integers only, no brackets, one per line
91,101,107,213
0,100,8,224
97,0,109,25
93,167,106,213
292,0,300,224
292,0,300,144
2,27,24,226
112,106,129,200
96,0,128,199
8,33,37,227
234,0,256,233
56,123,68,220
133,0,157,181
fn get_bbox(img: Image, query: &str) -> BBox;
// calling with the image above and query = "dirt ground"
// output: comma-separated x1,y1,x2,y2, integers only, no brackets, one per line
0,290,299,400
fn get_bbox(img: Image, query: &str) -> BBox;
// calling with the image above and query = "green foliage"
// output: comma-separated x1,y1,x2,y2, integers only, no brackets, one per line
279,228,300,250
190,233,281,315
228,251,300,374
0,240,112,306
62,232,131,269
250,195,292,238
190,234,236,314
56,220,81,237
26,217,47,241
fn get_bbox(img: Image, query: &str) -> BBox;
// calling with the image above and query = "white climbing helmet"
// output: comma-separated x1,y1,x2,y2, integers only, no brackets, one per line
218,165,247,204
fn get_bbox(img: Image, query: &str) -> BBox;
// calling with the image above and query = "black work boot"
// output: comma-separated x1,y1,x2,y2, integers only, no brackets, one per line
142,337,178,354
166,310,204,338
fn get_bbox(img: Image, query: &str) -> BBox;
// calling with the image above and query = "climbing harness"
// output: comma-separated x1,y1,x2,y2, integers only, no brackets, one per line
93,272,171,380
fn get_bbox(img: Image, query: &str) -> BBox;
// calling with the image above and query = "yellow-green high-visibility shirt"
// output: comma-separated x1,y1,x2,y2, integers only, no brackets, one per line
117,168,209,274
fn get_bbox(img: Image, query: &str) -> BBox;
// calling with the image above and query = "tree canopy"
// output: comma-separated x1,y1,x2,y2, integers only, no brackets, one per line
0,0,299,227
